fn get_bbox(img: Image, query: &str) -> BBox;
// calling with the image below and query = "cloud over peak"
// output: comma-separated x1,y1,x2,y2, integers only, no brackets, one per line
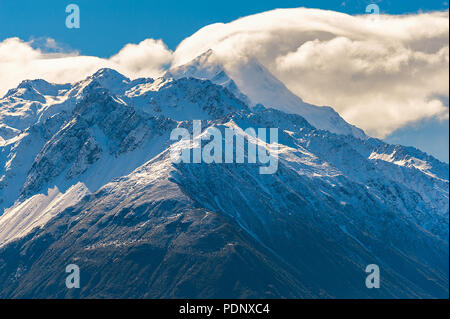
173,8,449,137
0,37,173,99
0,8,448,138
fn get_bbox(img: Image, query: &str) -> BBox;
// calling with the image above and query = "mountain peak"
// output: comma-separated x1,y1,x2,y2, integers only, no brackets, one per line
17,78,51,89
85,68,130,95
167,51,366,139
167,49,223,81
3,79,69,99
91,68,128,80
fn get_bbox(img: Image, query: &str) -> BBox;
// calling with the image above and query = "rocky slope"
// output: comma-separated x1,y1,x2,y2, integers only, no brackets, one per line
0,54,448,298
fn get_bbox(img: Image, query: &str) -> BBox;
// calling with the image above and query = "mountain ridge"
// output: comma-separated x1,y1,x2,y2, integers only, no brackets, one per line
0,54,448,298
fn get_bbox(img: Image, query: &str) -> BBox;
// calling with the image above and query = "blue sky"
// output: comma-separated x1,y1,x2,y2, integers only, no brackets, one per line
0,0,448,161
385,117,449,162
1,0,448,56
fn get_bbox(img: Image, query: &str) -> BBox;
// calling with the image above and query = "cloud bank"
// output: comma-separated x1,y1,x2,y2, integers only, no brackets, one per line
0,8,448,138
0,37,172,97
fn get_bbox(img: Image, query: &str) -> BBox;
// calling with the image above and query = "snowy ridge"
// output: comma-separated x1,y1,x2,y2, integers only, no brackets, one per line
167,50,366,139
0,54,448,298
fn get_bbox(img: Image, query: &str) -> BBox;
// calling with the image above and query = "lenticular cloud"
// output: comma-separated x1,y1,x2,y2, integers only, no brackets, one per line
173,8,449,137
1,8,448,137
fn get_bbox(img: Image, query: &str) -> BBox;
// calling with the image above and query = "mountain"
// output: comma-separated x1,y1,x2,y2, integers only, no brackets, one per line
167,50,366,139
0,54,448,298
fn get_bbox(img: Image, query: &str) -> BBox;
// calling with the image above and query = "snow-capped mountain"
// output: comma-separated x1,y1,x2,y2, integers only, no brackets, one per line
167,50,366,139
0,53,448,298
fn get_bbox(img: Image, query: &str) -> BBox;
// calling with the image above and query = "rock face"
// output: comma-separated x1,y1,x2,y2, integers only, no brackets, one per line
0,53,448,298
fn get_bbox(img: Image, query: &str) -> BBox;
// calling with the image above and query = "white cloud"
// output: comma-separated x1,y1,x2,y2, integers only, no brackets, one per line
0,8,448,138
173,8,449,137
275,37,448,136
0,37,172,98
110,39,172,77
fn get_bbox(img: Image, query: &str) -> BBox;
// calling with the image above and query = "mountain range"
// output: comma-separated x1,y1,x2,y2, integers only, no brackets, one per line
0,51,448,298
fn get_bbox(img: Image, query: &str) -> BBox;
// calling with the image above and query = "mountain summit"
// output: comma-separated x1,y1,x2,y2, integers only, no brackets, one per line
167,50,366,139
